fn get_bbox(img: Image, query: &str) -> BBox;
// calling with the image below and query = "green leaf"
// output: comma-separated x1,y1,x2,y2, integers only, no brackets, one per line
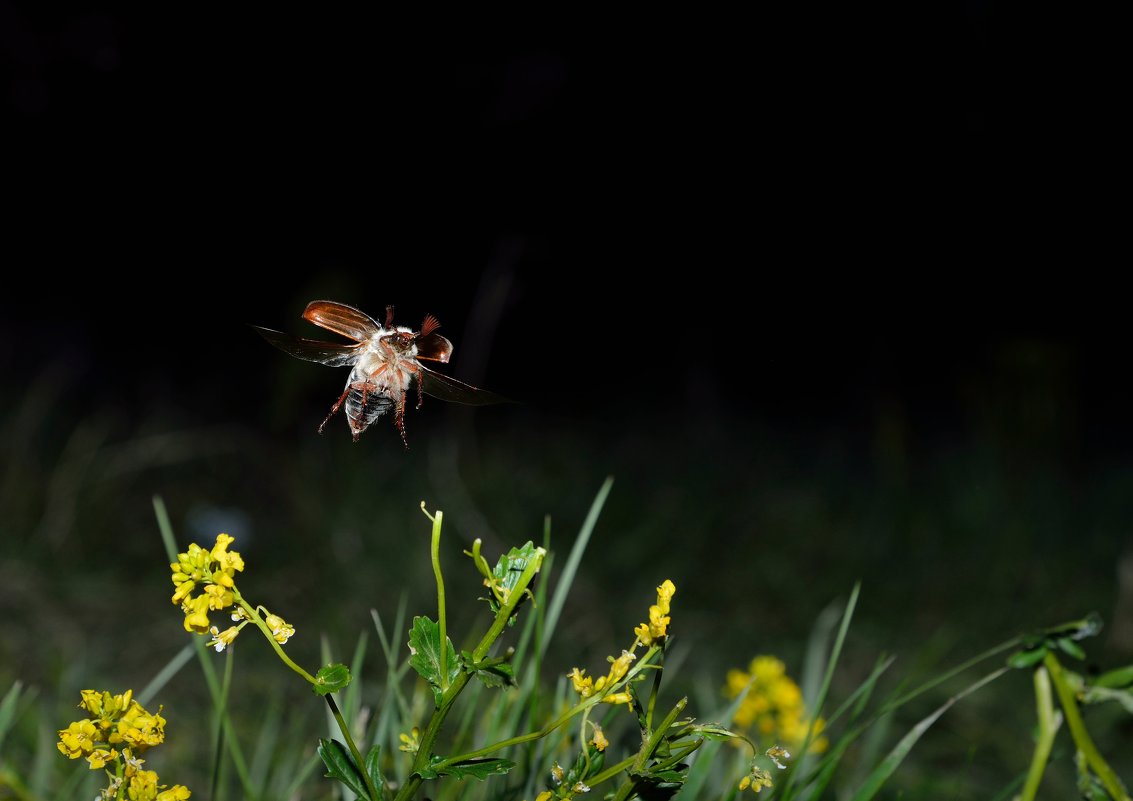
408,616,459,704
689,723,741,741
850,667,1006,801
365,744,385,793
417,755,516,780
460,650,516,689
1056,637,1087,660
1007,647,1047,669
313,663,352,696
1081,685,1133,714
1091,664,1133,689
486,542,541,623
1044,612,1104,642
1077,751,1111,801
317,737,367,798
625,769,685,800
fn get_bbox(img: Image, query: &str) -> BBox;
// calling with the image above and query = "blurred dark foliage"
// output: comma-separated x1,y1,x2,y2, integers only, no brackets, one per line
1,4,1129,792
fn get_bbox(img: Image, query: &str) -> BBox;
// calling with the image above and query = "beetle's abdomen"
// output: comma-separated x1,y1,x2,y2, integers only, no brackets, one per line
346,386,393,437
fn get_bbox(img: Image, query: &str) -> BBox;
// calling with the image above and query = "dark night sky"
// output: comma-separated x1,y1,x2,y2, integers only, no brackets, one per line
2,5,1124,451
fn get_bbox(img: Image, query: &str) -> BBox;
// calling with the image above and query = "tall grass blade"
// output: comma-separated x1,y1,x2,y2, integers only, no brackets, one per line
849,666,1009,801
541,476,613,647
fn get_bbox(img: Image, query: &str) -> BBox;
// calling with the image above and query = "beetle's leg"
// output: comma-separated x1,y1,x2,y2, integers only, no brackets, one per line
404,362,424,409
318,387,351,434
394,393,409,449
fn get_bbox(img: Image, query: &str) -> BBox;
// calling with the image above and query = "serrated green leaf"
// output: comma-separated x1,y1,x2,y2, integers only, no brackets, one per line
408,616,459,704
1007,647,1047,669
1056,637,1087,660
313,663,352,696
485,542,541,623
625,771,685,800
317,737,367,798
365,744,385,792
460,650,516,689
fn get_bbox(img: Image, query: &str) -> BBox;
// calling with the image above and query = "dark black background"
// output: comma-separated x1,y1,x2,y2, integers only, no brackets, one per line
3,4,1122,445
3,8,1131,794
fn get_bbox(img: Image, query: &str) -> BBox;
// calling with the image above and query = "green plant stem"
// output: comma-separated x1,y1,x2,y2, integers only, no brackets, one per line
425,506,450,692
585,755,639,787
235,594,378,800
395,548,546,801
1019,665,1060,801
235,595,317,685
325,693,380,801
608,697,688,801
1044,652,1131,801
441,643,664,769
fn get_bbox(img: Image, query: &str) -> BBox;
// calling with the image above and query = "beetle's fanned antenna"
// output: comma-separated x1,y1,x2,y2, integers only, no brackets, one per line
384,305,396,328
419,314,441,338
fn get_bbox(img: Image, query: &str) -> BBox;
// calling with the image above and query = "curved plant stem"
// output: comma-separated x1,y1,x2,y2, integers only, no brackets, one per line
422,505,450,692
235,595,317,685
235,593,378,800
1019,665,1060,801
1044,652,1131,801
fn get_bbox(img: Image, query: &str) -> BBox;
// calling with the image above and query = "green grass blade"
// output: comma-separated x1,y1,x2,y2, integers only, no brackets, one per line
0,681,25,754
541,476,612,647
849,666,1009,801
137,642,195,708
779,582,860,798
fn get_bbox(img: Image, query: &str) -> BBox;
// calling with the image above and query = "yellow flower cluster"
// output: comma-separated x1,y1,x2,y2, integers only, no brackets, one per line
170,534,244,634
724,655,827,753
57,689,189,800
566,580,676,710
633,579,675,646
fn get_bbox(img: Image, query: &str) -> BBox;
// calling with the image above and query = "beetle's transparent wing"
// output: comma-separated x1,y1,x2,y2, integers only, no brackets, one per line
419,366,511,405
303,301,383,341
251,326,362,367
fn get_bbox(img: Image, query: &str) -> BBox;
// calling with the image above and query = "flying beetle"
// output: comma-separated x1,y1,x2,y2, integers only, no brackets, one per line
253,300,506,445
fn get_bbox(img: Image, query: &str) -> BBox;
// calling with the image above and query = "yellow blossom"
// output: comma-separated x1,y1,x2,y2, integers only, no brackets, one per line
534,793,553,801
116,702,166,749
207,625,240,652
635,579,675,645
568,667,594,698
265,613,295,644
591,724,609,752
606,649,636,684
398,727,420,754
87,747,118,769
603,691,633,707
127,769,160,800
725,655,827,754
57,719,99,758
181,594,212,634
739,765,773,793
59,691,187,799
203,584,235,611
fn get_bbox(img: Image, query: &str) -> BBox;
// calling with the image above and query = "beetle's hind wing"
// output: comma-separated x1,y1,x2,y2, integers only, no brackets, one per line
419,367,512,405
251,325,362,367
